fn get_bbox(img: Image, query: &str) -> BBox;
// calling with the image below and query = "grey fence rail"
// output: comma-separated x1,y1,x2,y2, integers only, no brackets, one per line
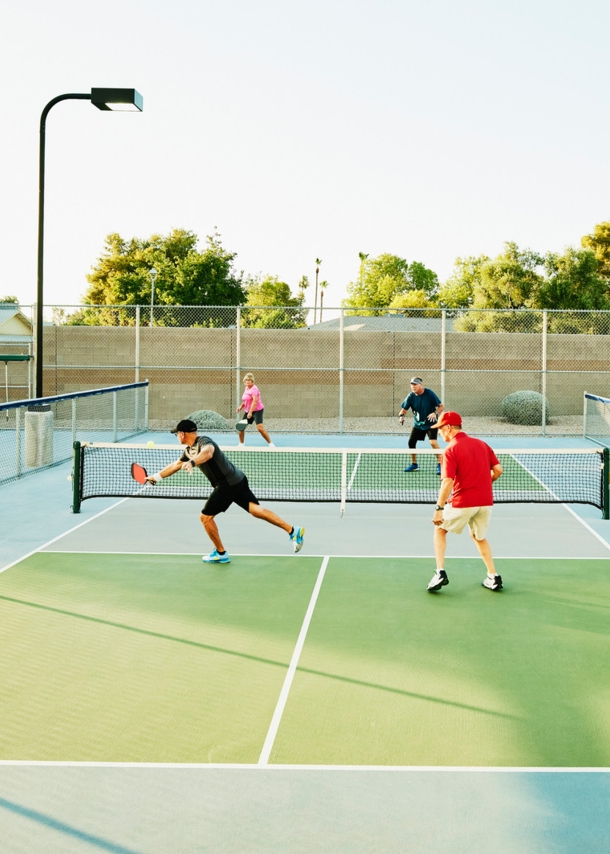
0,381,148,486
10,305,610,435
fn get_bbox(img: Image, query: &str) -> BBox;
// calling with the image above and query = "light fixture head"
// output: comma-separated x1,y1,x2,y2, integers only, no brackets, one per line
91,88,143,112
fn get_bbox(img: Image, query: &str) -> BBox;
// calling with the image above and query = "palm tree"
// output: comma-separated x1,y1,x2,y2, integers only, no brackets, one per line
358,252,369,289
314,258,322,324
319,280,329,322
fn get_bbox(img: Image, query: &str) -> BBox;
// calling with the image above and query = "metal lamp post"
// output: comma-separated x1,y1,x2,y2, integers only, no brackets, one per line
149,267,158,327
36,88,143,398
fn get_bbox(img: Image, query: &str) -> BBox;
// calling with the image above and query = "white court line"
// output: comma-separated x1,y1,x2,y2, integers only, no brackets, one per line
0,499,130,575
39,550,609,560
346,452,362,491
510,453,610,554
0,760,607,772
258,555,329,766
559,506,610,553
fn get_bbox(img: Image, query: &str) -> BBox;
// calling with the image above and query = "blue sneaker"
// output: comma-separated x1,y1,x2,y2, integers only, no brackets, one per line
436,463,441,475
290,526,305,553
404,463,419,472
202,549,230,563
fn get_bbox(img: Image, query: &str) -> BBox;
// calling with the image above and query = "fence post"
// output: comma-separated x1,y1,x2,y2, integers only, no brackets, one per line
72,397,77,446
112,391,118,441
541,310,547,437
135,305,140,383
339,308,344,434
235,306,242,410
144,380,149,431
441,309,446,406
135,306,141,429
28,342,33,398
16,406,22,478
583,391,588,439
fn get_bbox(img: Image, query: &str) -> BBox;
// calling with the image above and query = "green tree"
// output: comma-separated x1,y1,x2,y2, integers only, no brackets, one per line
0,295,19,304
437,256,489,309
389,290,438,315
472,243,543,310
241,275,307,328
452,243,544,332
539,247,610,333
539,248,608,310
581,221,610,283
68,229,245,326
344,253,439,314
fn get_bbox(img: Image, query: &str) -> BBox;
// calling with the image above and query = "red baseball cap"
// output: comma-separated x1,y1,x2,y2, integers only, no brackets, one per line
437,410,462,428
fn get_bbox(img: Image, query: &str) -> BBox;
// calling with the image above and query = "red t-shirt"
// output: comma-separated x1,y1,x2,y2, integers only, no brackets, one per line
443,431,499,508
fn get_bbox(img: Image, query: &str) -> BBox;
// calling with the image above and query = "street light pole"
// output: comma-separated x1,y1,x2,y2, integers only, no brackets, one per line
35,88,143,398
149,267,158,327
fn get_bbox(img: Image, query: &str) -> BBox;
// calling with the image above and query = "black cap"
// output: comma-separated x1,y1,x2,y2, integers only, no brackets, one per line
170,419,198,434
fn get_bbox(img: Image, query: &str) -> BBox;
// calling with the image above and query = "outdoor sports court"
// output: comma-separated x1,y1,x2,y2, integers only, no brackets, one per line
1,433,609,852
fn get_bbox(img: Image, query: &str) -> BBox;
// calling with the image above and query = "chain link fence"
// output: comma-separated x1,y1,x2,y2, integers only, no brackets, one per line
0,381,148,487
15,305,610,434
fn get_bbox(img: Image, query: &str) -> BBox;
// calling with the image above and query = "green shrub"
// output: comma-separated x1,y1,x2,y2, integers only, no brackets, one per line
186,409,230,431
501,391,550,425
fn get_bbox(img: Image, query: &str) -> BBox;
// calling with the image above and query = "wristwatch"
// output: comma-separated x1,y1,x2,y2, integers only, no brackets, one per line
435,505,444,511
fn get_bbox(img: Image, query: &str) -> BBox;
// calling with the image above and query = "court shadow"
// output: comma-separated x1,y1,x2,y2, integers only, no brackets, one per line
0,795,143,854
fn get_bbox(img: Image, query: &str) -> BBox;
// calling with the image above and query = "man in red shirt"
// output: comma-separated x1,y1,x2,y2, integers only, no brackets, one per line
428,411,504,592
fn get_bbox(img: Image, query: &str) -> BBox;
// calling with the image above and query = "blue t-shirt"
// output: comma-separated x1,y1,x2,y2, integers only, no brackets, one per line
401,388,441,430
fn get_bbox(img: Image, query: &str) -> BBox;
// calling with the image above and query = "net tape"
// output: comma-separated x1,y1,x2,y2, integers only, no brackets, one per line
78,443,605,510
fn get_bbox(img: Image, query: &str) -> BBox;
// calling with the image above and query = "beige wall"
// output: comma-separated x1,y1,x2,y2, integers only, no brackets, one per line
40,326,610,420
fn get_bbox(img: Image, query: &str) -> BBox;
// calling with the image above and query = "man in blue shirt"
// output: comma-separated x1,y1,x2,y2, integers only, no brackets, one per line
399,377,444,474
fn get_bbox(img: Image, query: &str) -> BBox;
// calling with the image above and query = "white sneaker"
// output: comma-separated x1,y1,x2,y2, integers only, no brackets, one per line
236,444,245,449
427,569,449,592
482,573,503,591
268,443,276,448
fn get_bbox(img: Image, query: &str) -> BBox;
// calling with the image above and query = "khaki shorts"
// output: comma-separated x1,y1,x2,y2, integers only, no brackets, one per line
440,505,492,540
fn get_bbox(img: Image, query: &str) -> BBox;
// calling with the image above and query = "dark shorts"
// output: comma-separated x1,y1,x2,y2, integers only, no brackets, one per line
202,477,259,516
235,409,264,431
408,426,439,447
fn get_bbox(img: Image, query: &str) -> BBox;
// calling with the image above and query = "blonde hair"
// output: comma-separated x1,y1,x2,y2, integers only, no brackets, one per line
243,372,255,383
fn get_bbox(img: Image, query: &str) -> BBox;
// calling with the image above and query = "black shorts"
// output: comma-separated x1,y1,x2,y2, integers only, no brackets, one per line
408,426,438,448
202,477,259,516
235,409,264,431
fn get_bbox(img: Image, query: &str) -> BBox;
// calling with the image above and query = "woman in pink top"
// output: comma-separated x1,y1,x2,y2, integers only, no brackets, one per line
236,372,275,448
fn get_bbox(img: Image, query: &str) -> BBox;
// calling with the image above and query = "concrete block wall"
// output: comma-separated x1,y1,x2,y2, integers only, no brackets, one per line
40,326,610,422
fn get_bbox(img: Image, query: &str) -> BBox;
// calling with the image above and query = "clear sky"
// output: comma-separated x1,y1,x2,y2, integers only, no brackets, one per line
1,0,608,311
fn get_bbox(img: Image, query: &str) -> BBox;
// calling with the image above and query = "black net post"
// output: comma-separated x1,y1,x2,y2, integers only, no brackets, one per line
72,441,82,514
602,448,610,519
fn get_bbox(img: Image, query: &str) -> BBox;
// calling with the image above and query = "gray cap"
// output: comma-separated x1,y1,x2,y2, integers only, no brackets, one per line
410,376,423,385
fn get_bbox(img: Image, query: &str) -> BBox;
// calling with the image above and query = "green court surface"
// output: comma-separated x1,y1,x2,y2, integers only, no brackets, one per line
1,551,609,767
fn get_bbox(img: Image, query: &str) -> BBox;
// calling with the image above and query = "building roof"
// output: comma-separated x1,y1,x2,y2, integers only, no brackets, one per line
315,314,456,332
0,306,33,346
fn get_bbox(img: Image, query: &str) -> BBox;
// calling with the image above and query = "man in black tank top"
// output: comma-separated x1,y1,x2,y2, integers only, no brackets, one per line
145,419,305,563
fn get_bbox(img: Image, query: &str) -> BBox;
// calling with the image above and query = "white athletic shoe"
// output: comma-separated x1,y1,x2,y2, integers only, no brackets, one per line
236,444,245,449
482,573,503,591
268,443,276,448
427,569,449,592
